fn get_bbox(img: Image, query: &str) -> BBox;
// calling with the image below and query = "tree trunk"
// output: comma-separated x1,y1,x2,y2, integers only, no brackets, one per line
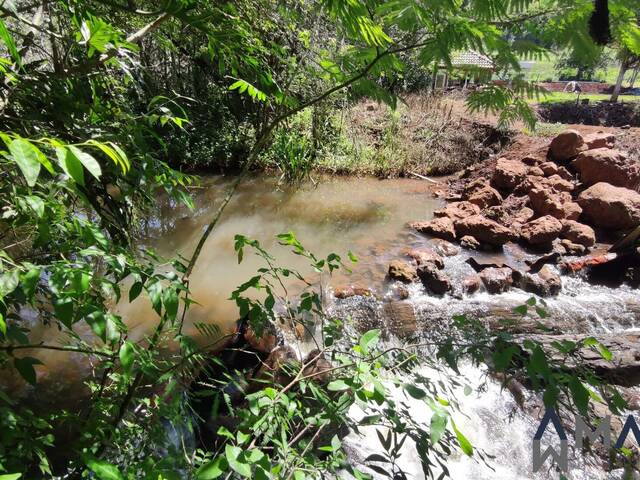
629,67,639,89
610,60,627,102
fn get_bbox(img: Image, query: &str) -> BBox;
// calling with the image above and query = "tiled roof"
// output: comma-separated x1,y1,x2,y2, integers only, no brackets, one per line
450,51,494,69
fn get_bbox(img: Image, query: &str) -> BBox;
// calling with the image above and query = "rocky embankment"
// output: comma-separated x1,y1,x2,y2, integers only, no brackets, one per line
399,129,640,297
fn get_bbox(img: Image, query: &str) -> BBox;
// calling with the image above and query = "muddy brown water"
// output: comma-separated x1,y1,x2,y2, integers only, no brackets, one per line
10,174,444,395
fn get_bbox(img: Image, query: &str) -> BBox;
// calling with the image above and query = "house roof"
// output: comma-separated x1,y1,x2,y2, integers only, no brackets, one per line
449,51,494,70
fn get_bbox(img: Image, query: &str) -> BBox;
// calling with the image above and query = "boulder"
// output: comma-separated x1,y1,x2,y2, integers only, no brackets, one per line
410,217,456,241
467,185,503,209
539,161,559,177
520,265,562,296
529,186,582,220
572,148,640,189
406,248,444,269
463,178,490,197
479,267,514,294
417,264,452,294
433,239,460,257
455,215,516,247
462,275,481,294
433,201,480,221
388,260,417,283
583,132,615,150
560,220,596,247
548,129,585,161
577,183,640,230
492,158,528,190
556,166,573,181
543,174,574,193
522,156,541,166
520,215,563,245
460,235,480,250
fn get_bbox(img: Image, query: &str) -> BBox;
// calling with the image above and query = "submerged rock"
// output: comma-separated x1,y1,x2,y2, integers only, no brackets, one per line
433,239,460,257
577,182,640,230
406,248,444,269
462,274,481,294
388,260,417,283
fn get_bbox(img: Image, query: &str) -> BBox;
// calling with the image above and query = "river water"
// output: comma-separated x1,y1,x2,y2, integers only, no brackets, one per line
15,174,640,477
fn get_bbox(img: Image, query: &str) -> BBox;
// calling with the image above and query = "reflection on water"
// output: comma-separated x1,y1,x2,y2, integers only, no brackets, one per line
120,174,443,341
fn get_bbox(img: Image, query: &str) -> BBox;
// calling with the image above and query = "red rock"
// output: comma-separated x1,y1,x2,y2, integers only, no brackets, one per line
406,248,444,269
577,183,640,230
560,239,586,256
433,201,480,221
572,148,640,189
417,264,452,294
411,217,456,241
492,158,528,190
539,161,559,176
479,267,514,293
556,166,573,181
543,174,574,192
455,215,516,247
467,185,503,209
388,260,417,283
522,156,541,166
520,215,563,245
583,132,615,150
462,275,481,294
561,220,596,247
334,285,374,299
548,129,585,161
528,166,544,177
521,265,562,296
560,253,617,274
460,235,480,250
529,186,582,220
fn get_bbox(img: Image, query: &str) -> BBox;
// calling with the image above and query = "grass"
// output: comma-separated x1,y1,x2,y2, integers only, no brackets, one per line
526,91,640,105
523,51,629,84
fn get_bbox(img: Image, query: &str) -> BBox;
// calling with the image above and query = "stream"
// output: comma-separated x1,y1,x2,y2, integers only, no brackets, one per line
16,174,640,478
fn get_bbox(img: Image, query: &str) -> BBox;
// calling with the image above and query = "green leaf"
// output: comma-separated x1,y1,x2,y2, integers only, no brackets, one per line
129,281,143,302
452,422,473,456
69,146,102,180
9,138,41,187
0,18,21,67
225,445,251,477
430,413,447,444
196,457,228,479
359,329,380,355
21,267,41,298
568,377,590,415
83,454,125,480
163,287,179,322
24,195,45,217
56,147,85,186
119,341,134,376
327,380,350,391
86,310,107,342
0,312,5,336
0,474,23,480
14,356,42,385
403,383,426,399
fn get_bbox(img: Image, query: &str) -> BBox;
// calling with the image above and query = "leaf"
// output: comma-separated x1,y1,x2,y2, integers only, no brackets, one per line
0,18,21,66
56,147,85,186
359,329,380,355
0,312,5,336
452,422,473,456
568,377,590,415
83,454,125,480
119,341,134,376
14,356,42,385
195,457,228,479
9,138,41,187
403,383,426,399
68,146,102,180
430,413,447,444
21,267,41,298
327,380,350,391
129,281,143,302
23,195,45,217
225,445,251,477
0,474,22,480
86,310,107,342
